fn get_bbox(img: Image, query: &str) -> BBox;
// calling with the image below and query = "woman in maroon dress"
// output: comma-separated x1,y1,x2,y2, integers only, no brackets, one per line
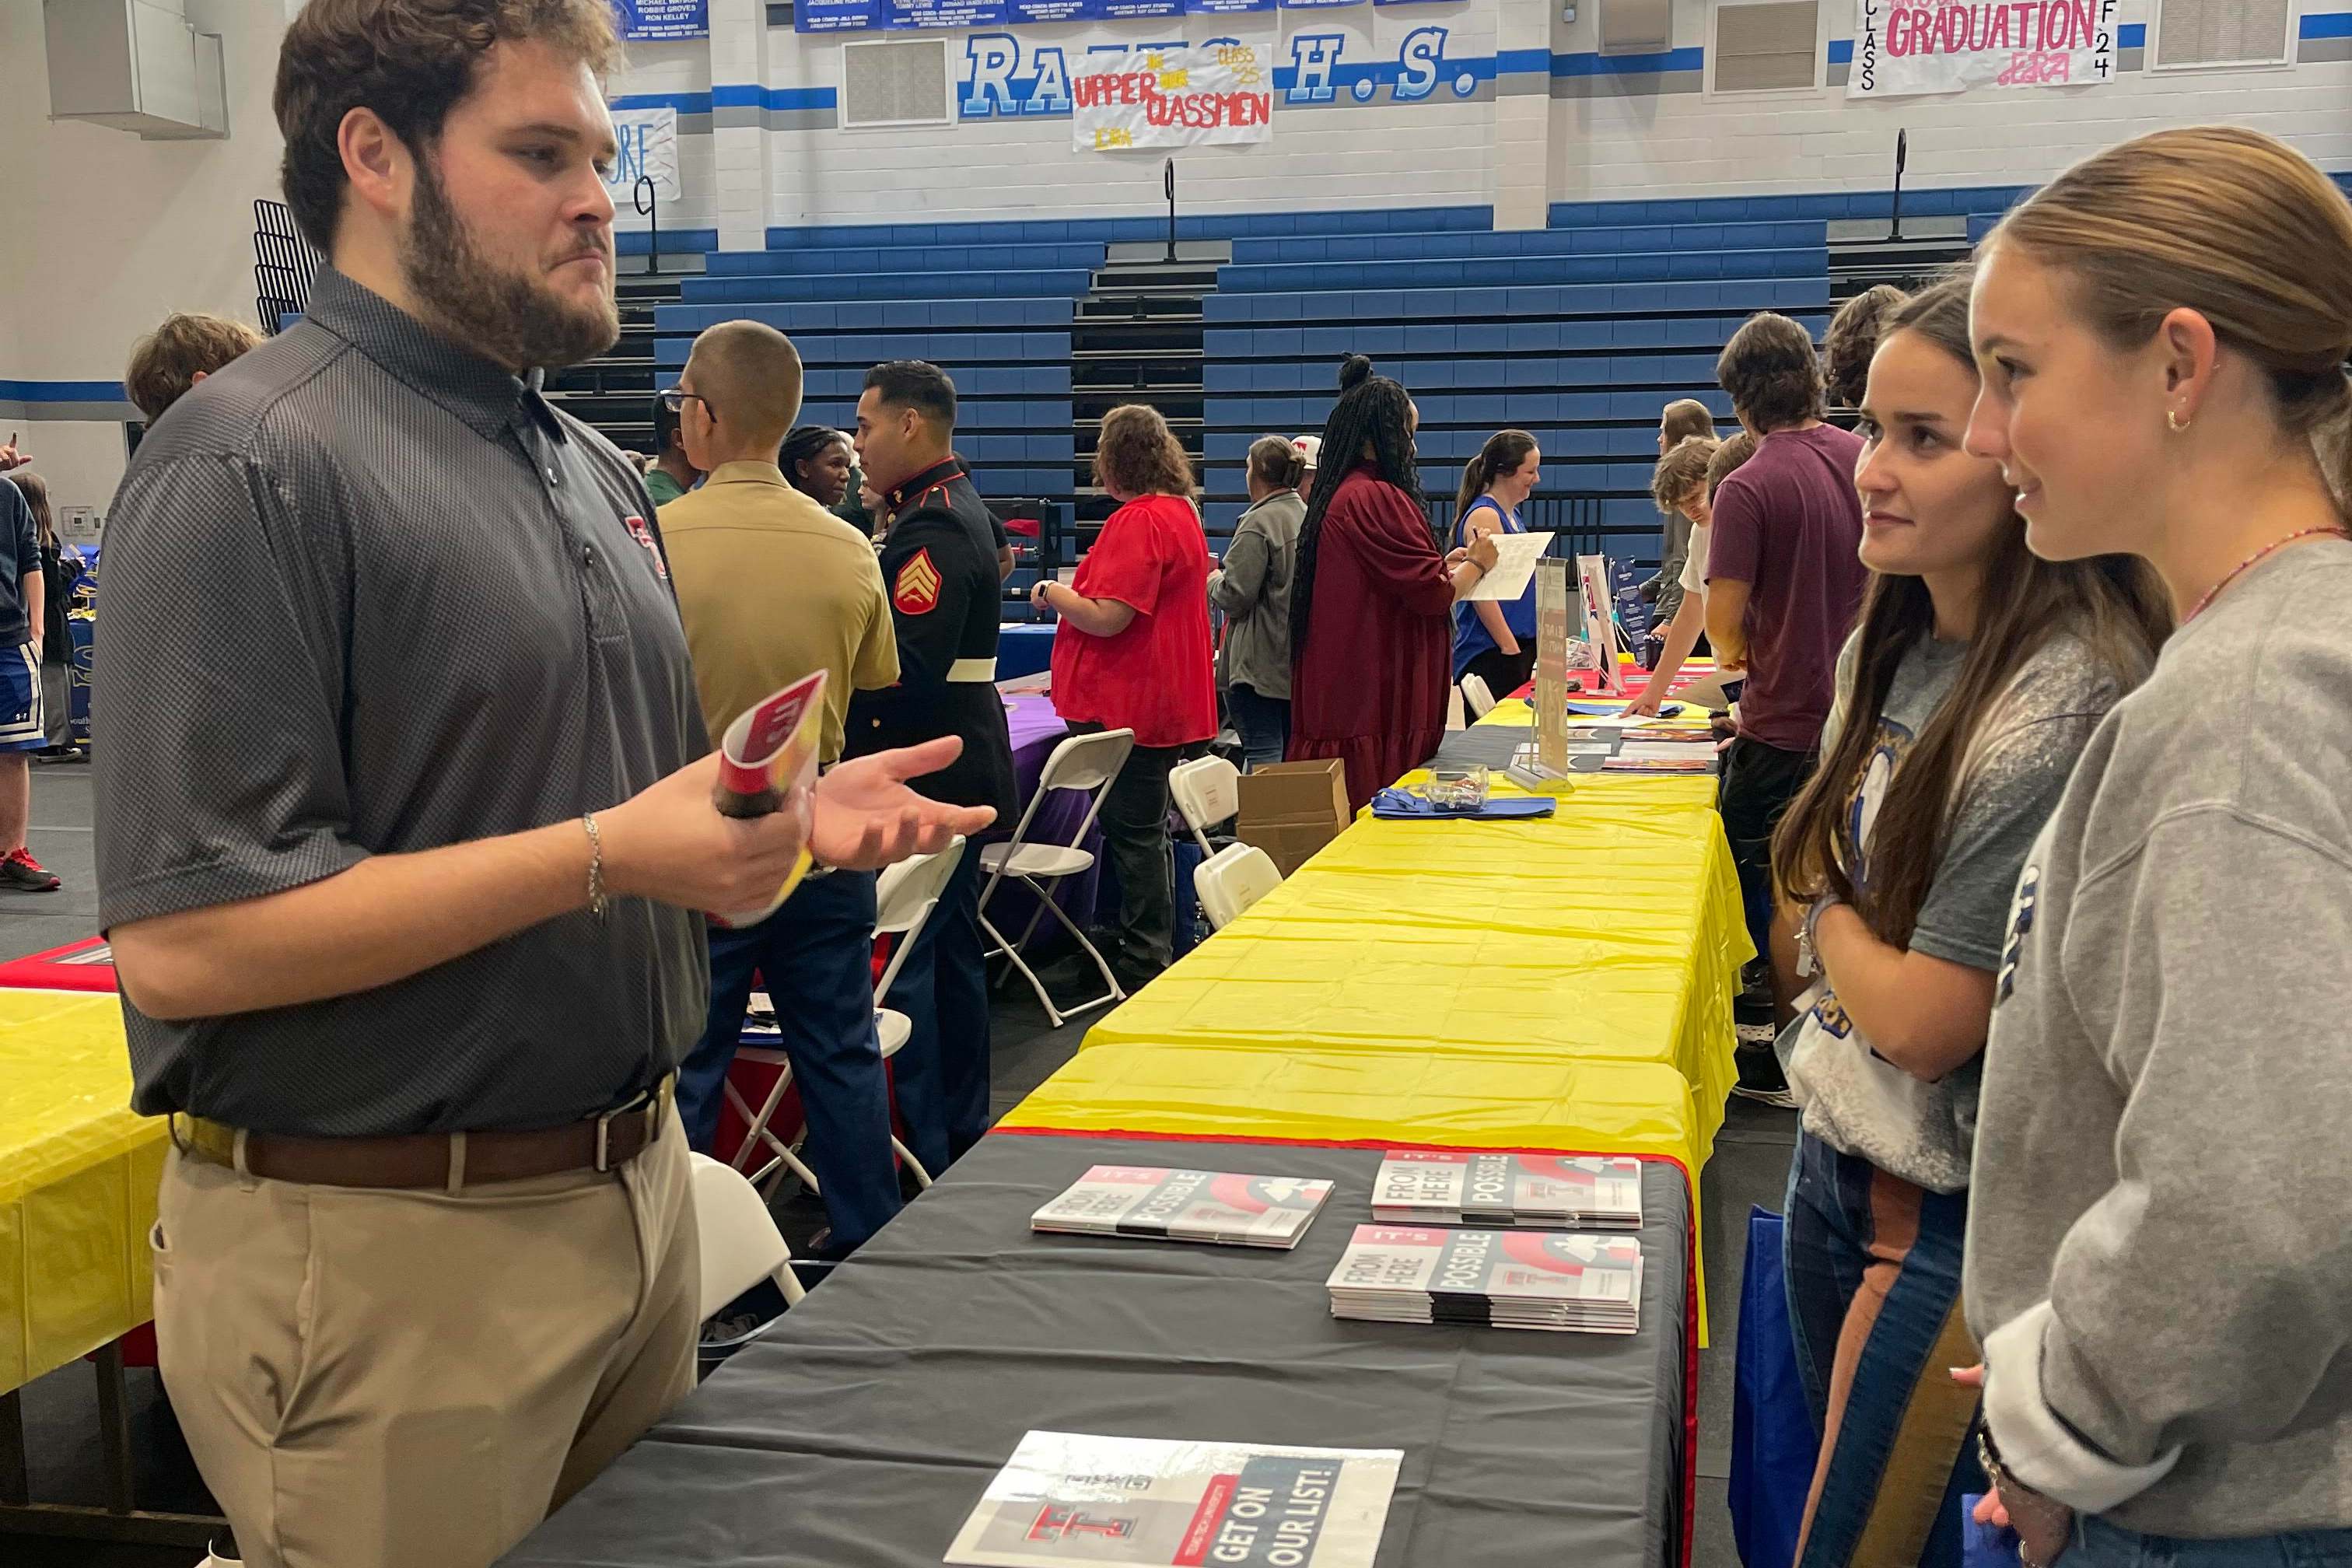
1288,355,1500,810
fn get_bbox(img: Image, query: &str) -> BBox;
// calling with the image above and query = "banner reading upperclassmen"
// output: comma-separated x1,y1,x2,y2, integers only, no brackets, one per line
1848,0,2119,96
1073,42,1273,151
614,0,708,38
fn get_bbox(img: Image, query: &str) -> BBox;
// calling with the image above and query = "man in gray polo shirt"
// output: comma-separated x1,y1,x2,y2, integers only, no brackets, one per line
91,3,988,1565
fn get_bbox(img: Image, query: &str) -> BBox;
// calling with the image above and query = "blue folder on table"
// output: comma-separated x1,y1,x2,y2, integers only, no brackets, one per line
1369,790,1557,821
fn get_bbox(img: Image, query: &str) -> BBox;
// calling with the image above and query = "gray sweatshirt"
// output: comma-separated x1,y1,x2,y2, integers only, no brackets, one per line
1209,490,1304,700
1966,539,2352,1536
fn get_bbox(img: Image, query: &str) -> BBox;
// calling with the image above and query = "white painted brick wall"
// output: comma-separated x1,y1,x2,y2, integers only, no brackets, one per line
1546,0,2352,204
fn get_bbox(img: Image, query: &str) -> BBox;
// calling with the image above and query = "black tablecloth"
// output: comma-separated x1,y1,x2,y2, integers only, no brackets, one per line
499,1133,1692,1568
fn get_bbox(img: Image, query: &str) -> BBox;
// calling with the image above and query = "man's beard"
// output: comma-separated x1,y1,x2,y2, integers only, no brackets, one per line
399,160,619,372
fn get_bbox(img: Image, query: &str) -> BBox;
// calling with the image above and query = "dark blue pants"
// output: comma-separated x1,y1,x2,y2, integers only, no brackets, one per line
677,869,904,1250
884,846,990,1174
1227,683,1290,772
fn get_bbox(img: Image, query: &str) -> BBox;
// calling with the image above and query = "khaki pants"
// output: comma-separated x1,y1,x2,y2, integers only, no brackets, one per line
152,1108,699,1568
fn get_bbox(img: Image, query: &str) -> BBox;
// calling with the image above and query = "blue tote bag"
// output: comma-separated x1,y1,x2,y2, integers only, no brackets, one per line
1730,1206,1818,1567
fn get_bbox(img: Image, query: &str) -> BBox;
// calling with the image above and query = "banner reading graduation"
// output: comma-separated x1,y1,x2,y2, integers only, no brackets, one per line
1848,0,2119,96
1072,43,1273,152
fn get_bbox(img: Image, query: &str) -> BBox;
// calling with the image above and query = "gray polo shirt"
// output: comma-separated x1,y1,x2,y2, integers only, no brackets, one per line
93,268,711,1137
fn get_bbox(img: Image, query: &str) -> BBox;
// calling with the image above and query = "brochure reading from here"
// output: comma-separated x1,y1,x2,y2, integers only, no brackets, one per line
947,1431,1403,1568
1370,1151,1643,1230
1032,1167,1336,1250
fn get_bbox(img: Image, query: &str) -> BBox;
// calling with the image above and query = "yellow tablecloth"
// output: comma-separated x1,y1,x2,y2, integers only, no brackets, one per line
0,991,160,1395
1006,1041,1708,1183
1083,775,1750,1152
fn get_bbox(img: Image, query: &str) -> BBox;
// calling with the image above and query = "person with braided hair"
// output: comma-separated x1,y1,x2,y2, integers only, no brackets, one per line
1287,355,1498,811
779,423,854,509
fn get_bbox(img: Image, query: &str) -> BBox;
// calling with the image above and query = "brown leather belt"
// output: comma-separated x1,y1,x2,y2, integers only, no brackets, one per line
170,1076,674,1190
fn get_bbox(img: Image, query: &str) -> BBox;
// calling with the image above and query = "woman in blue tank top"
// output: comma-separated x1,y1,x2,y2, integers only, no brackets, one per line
1451,429,1542,698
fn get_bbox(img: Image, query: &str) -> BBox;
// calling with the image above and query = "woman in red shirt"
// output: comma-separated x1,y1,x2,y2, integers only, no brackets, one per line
1034,404,1217,983
1290,356,1498,810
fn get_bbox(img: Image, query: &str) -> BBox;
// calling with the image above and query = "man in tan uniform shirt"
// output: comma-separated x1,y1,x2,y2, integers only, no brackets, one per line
660,320,906,1252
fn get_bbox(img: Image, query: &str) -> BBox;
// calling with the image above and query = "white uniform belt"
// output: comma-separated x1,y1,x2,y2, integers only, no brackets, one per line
947,657,997,683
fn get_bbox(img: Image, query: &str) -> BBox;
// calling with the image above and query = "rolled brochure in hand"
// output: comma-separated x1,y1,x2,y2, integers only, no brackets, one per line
710,669,826,929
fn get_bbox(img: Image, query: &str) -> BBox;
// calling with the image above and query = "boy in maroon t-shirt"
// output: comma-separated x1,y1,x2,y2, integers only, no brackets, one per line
1702,313,1870,1100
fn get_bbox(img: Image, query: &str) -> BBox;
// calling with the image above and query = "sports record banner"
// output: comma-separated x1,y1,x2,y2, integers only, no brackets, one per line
1848,0,2119,96
1072,42,1273,152
796,0,882,30
886,0,1006,27
614,0,708,38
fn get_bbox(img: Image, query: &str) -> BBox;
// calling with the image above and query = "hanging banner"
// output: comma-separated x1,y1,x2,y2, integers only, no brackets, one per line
1006,0,1090,19
886,0,1006,26
604,107,681,202
1279,0,1364,9
1088,0,1185,18
1188,0,1276,14
614,0,709,38
1848,0,2119,96
797,0,881,30
1073,42,1272,150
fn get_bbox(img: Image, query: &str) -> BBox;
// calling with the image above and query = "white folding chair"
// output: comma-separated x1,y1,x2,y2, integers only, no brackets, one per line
726,840,967,1199
689,1151,807,1317
1167,754,1241,855
1194,842,1283,931
977,727,1136,1029
1460,672,1497,718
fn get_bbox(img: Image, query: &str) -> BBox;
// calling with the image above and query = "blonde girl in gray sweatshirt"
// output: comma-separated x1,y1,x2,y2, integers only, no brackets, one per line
1960,127,2352,1563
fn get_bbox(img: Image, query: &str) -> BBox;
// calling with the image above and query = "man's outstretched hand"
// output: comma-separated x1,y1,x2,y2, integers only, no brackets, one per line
0,434,29,473
812,737,996,870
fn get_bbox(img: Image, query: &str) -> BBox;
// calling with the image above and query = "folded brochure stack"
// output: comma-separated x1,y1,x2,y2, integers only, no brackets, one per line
1370,1151,1643,1230
1032,1165,1335,1250
1325,1225,1643,1334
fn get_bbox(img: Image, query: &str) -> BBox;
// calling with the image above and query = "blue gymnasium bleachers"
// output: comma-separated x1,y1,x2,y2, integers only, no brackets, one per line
654,271,1086,507
1200,216,1836,558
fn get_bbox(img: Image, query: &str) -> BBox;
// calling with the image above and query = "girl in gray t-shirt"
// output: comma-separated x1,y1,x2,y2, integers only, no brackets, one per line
1762,277,2168,1566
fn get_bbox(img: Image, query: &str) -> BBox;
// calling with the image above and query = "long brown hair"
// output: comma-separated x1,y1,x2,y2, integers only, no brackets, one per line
1772,277,2172,947
1988,124,2352,512
4,471,53,551
1454,429,1536,519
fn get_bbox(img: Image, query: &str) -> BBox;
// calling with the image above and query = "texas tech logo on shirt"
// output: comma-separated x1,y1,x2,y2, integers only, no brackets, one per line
622,515,669,582
894,548,942,616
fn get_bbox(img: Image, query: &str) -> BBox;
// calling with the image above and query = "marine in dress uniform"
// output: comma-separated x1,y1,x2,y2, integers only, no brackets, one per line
847,451,1018,1172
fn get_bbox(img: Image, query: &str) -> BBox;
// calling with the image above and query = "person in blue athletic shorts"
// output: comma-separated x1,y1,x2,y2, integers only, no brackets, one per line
0,474,57,891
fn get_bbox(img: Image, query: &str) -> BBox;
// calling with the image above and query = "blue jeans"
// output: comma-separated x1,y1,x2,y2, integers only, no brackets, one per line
1783,1131,1983,1567
883,845,990,1174
677,869,904,1249
2063,1517,2352,1568
1227,683,1290,772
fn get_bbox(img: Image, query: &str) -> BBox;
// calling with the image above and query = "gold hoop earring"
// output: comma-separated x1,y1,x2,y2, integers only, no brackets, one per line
2167,409,2190,432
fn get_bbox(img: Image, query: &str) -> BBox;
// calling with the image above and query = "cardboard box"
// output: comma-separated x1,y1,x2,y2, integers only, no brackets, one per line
1235,758,1350,877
